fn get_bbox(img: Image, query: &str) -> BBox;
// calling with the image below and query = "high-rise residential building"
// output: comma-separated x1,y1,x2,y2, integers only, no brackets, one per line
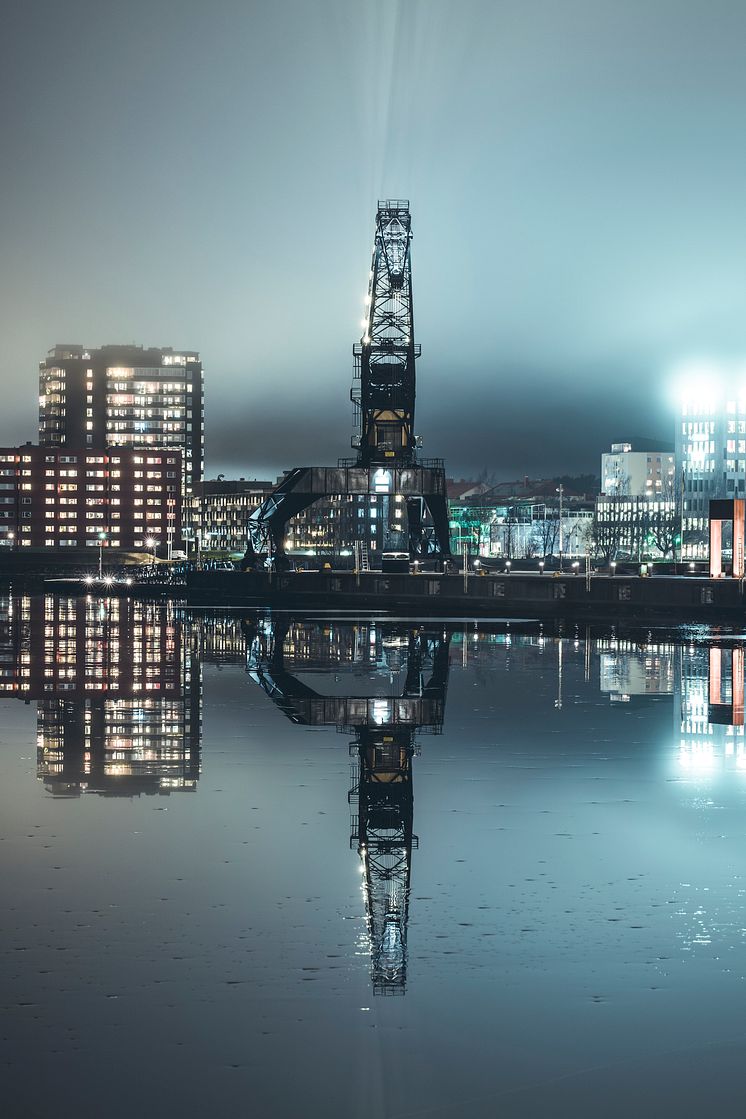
677,385,746,558
38,344,204,501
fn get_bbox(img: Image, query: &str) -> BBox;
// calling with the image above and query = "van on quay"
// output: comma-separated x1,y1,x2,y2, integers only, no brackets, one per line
381,551,410,573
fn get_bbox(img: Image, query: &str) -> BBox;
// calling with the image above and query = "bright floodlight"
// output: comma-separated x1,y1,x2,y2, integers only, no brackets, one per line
673,359,724,412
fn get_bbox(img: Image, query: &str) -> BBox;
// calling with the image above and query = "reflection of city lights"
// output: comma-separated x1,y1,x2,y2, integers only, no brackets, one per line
679,745,716,773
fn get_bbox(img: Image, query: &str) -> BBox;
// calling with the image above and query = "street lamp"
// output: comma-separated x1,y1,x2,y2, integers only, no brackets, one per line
98,530,106,579
555,485,564,572
610,561,617,577
505,560,512,573
146,536,157,564
539,560,545,574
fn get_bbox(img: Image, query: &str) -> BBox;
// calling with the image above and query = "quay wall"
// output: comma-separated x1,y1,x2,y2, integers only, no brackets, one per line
185,569,746,622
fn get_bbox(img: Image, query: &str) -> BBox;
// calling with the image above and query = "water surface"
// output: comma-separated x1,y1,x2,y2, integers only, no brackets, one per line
2,597,746,1117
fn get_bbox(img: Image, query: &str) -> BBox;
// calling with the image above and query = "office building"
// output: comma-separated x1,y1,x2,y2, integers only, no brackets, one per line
283,491,422,561
677,384,746,558
192,478,273,556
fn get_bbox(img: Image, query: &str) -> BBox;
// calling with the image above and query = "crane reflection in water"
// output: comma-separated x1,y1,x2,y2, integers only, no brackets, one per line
244,615,451,995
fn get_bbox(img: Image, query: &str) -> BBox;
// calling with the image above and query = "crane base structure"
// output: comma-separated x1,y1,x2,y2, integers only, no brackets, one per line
241,459,450,569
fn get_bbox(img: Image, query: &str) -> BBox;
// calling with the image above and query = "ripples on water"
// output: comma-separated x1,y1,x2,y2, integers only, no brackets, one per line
2,595,746,1117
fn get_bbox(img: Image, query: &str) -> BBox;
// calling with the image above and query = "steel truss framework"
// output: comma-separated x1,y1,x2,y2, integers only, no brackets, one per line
353,199,420,465
243,617,451,994
242,201,451,568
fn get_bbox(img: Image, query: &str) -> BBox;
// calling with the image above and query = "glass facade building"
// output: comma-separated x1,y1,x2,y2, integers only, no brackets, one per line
677,386,746,558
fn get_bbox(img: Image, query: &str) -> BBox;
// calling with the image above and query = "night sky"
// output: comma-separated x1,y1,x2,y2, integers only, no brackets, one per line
3,0,746,481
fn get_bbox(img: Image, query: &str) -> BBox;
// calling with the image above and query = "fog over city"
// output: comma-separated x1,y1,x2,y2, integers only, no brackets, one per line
3,0,746,479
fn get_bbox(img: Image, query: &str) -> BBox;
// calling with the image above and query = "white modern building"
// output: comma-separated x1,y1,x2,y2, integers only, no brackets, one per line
595,441,677,561
601,442,675,498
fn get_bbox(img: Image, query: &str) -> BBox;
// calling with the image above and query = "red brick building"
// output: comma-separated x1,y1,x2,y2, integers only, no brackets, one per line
0,444,181,554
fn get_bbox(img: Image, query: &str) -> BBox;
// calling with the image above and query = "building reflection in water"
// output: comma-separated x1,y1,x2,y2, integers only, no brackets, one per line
595,630,746,772
597,636,675,702
0,595,201,797
244,616,451,995
677,642,746,774
11,593,746,983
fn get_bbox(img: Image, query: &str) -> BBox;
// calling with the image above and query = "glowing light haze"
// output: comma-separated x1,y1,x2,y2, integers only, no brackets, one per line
2,0,746,478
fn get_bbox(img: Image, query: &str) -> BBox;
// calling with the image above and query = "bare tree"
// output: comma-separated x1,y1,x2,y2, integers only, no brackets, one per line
533,513,559,558
591,503,625,565
591,472,631,564
649,470,680,560
500,517,517,558
647,505,677,558
520,532,538,559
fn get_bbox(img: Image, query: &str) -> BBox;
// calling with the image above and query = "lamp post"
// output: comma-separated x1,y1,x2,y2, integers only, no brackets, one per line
98,530,106,579
146,536,157,565
556,484,564,572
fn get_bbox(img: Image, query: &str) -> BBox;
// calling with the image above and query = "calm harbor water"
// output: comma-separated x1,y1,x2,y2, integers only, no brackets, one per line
2,595,746,1117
